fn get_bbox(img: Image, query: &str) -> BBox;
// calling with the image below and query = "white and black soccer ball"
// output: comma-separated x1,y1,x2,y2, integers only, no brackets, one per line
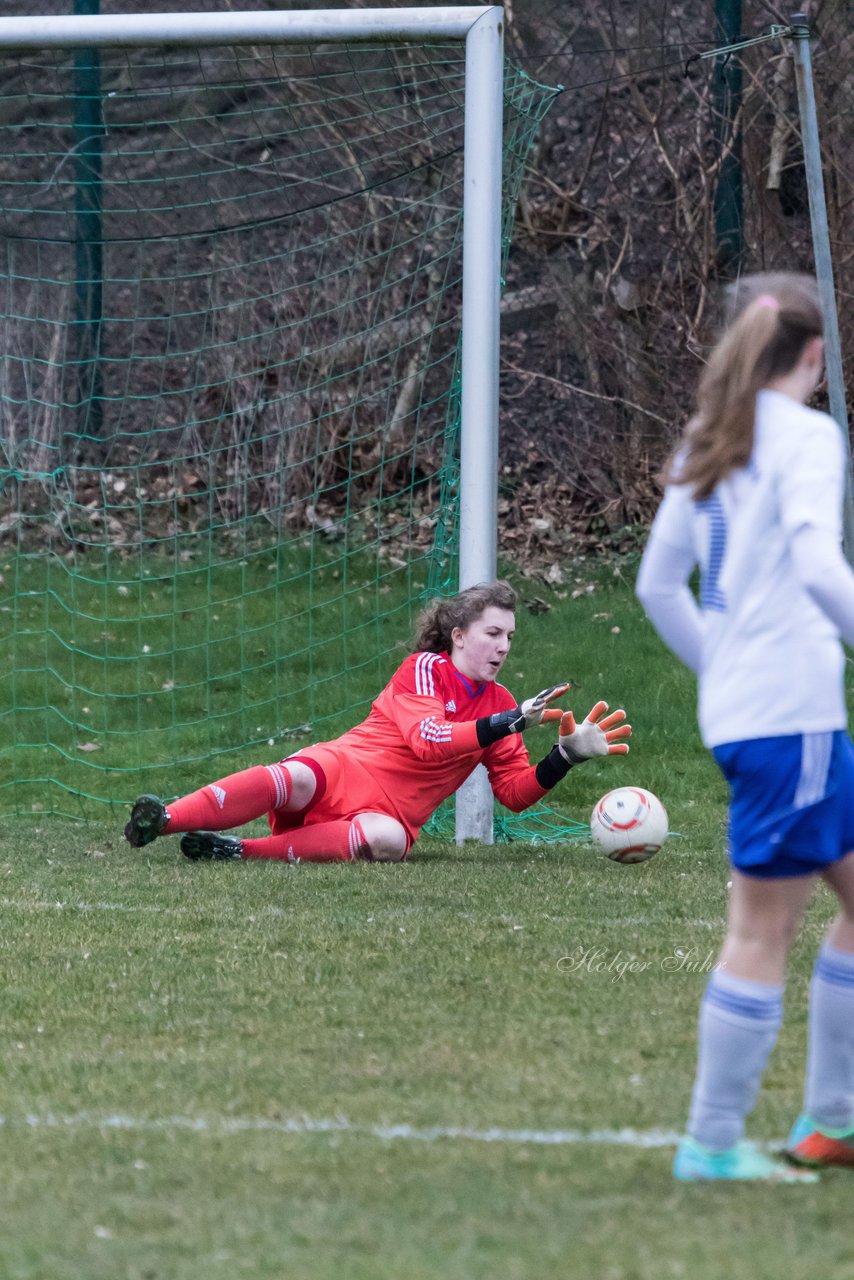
590,786,668,864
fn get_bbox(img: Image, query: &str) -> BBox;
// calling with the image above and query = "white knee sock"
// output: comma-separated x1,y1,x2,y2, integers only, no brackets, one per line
687,969,784,1151
804,943,854,1131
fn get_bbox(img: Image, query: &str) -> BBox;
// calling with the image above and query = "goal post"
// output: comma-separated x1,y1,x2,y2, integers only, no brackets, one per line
455,7,503,846
0,7,534,841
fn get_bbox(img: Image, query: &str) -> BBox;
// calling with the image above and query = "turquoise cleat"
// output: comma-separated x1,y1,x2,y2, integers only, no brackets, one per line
673,1136,818,1183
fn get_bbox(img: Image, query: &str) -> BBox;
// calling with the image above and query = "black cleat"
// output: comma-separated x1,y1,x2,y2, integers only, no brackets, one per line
180,831,244,862
125,794,168,848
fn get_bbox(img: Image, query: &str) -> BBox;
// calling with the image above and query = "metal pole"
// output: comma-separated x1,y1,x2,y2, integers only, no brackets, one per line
789,13,854,557
713,0,743,272
0,9,480,48
73,0,103,449
456,6,503,846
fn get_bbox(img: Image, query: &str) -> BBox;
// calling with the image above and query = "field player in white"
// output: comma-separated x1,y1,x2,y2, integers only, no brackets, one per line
637,273,854,1181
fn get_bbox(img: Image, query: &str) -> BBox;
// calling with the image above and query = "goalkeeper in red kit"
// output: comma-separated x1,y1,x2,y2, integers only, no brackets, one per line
124,580,631,864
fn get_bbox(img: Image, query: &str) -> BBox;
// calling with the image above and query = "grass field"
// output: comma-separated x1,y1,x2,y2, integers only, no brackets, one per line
2,559,853,1279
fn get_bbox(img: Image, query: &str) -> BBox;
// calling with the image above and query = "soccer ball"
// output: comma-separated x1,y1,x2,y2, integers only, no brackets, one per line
590,787,668,864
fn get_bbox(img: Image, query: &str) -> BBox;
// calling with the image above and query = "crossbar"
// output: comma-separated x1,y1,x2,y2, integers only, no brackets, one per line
0,7,487,48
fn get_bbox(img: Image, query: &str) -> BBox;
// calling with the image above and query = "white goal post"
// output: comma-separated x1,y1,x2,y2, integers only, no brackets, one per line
0,6,503,844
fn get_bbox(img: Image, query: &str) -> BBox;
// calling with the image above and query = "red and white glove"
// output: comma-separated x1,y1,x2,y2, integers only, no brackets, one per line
477,682,569,746
517,682,570,729
558,701,631,764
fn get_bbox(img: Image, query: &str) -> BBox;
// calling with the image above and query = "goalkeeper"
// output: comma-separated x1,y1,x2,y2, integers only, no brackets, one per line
124,580,630,864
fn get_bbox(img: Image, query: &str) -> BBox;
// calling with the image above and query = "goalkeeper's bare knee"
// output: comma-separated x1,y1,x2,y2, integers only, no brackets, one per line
356,812,408,862
280,760,318,811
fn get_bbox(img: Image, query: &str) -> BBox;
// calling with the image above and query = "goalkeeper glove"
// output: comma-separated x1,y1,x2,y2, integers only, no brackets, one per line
558,701,631,764
476,682,569,747
535,701,631,789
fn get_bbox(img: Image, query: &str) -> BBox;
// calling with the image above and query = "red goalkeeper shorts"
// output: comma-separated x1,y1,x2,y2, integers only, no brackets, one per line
267,745,415,852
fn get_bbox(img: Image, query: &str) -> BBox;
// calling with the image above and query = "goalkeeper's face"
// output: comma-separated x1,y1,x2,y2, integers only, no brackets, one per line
451,606,515,683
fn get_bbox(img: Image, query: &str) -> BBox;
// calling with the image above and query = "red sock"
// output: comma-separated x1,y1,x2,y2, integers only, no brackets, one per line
241,818,369,863
164,763,292,832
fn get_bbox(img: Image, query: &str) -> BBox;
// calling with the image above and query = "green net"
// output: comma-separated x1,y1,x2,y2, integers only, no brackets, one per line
0,36,574,834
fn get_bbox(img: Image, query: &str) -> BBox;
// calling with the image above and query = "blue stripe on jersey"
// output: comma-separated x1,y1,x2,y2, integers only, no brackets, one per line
696,492,727,612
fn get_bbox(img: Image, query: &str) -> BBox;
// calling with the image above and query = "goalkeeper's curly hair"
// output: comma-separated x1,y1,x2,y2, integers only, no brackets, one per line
412,580,517,654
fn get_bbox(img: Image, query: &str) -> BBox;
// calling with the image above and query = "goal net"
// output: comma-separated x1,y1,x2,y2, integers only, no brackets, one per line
0,17,559,819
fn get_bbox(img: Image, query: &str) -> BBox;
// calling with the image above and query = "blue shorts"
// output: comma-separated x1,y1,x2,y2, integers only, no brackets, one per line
712,731,854,879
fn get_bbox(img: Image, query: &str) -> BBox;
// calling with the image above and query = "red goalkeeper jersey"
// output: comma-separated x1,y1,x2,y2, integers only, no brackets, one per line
314,651,551,840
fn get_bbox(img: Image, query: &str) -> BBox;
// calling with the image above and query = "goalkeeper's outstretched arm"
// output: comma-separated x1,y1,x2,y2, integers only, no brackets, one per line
488,701,632,811
384,675,570,763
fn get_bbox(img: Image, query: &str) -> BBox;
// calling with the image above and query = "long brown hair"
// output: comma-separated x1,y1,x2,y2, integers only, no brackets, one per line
668,273,823,499
412,580,517,653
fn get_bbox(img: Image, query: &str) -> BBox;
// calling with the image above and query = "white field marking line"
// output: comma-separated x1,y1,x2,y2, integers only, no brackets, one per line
614,917,725,930
0,1110,683,1148
0,897,185,916
0,900,725,930
0,897,286,918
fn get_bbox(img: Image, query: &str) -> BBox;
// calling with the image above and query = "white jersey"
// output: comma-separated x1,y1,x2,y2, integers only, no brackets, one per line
644,390,847,747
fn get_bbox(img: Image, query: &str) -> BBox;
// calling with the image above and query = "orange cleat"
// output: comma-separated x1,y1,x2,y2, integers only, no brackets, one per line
786,1114,854,1168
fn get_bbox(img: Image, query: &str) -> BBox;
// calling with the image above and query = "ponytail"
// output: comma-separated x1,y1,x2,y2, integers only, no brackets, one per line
668,273,823,499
